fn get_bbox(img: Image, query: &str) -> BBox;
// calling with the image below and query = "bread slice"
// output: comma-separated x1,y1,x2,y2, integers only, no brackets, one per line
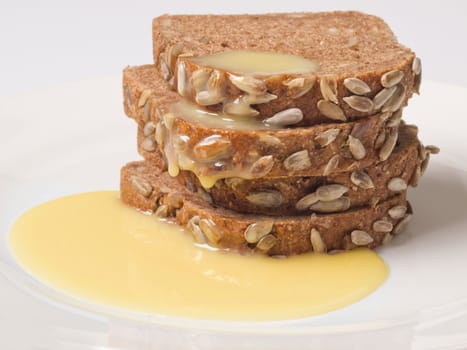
177,124,422,216
121,161,412,256
153,12,421,126
125,65,404,184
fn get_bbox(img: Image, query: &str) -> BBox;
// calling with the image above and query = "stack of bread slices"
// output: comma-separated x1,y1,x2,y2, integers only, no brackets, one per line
120,11,438,256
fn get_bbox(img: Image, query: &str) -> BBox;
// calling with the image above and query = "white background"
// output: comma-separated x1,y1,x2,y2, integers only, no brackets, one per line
1,0,467,97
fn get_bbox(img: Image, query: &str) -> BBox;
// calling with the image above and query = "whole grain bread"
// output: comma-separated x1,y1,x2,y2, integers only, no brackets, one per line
153,12,422,126
125,65,407,184
121,161,412,256
177,125,422,216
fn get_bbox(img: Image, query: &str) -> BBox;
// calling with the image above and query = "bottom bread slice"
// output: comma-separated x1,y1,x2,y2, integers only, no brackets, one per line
121,161,413,256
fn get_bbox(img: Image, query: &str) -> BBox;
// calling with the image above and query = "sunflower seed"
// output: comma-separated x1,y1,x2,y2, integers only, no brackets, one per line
250,155,274,177
228,74,266,95
245,93,277,104
130,176,153,197
195,90,224,106
375,130,386,149
138,89,152,108
388,177,407,192
141,137,156,152
244,221,274,243
350,170,375,189
425,145,440,154
143,99,152,122
166,43,183,71
163,112,175,131
264,108,303,127
310,228,327,253
421,153,430,175
320,77,338,103
154,121,164,146
193,135,232,162
283,150,311,171
143,121,156,136
186,216,207,244
348,135,366,160
373,220,393,233
317,100,346,121
388,205,408,219
177,61,188,96
419,144,427,161
173,134,189,152
223,96,259,117
199,218,222,244
379,127,398,161
296,192,320,210
191,68,212,92
393,214,412,235
259,134,282,147
387,109,402,128
414,73,422,94
382,233,393,245
207,70,226,98
256,234,278,252
315,128,340,146
283,77,305,89
323,155,340,176
343,96,374,113
350,230,374,246
409,165,422,187
381,70,404,88
344,78,371,95
154,204,169,218
159,55,171,81
373,86,397,110
124,85,133,110
246,191,284,208
406,125,419,138
283,76,316,98
412,57,422,75
316,184,349,202
310,197,350,213
382,84,406,112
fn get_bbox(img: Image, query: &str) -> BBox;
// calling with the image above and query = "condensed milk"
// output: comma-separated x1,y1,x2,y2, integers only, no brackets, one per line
9,191,388,321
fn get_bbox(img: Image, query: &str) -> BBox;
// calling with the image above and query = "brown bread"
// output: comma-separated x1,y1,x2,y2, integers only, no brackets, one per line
152,12,421,126
121,161,412,256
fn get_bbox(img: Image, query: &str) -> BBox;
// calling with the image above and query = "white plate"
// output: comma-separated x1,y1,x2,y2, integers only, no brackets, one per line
0,78,466,350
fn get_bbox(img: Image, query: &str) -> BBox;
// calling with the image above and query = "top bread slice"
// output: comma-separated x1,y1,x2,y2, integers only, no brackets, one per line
153,12,422,126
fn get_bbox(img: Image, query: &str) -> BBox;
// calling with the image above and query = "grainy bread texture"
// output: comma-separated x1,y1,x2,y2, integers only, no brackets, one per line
121,161,413,256
152,12,422,125
125,65,408,181
118,11,437,256
177,126,422,216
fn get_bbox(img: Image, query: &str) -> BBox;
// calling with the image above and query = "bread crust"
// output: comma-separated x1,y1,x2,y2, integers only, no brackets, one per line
121,161,411,256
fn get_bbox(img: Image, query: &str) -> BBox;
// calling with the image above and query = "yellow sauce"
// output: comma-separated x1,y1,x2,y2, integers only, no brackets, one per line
190,50,319,76
9,191,388,321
